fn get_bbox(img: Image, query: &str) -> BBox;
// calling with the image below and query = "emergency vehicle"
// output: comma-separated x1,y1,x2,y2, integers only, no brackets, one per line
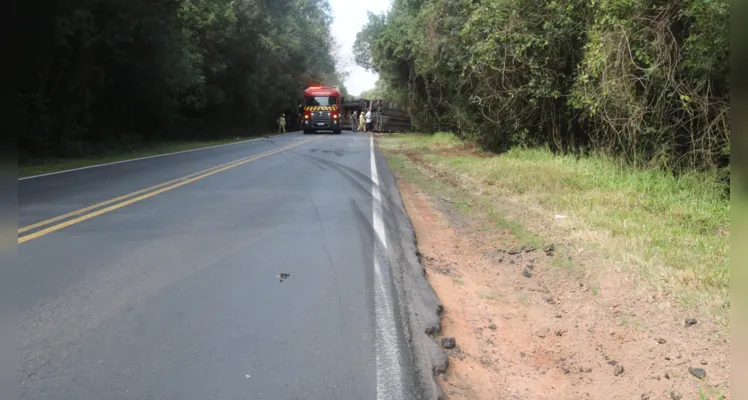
302,86,342,134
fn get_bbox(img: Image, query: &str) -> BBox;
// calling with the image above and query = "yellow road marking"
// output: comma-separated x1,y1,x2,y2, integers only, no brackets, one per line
19,136,323,244
19,157,256,234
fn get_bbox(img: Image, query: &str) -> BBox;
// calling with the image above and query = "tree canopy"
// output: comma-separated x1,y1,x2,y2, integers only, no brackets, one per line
19,0,346,160
354,0,730,172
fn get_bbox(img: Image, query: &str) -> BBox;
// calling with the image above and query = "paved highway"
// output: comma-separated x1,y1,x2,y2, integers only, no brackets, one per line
16,132,424,400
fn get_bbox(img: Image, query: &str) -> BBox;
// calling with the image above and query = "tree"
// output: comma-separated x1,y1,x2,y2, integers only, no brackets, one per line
354,0,730,171
18,0,346,160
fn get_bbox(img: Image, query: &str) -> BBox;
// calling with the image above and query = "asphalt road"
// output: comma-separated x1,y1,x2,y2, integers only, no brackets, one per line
16,132,420,400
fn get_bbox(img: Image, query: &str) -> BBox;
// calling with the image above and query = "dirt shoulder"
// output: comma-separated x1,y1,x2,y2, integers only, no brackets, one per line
379,133,730,400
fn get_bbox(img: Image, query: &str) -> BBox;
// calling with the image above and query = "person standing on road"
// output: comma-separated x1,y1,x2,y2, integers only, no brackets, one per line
358,110,366,132
350,111,358,132
278,113,286,133
365,109,372,132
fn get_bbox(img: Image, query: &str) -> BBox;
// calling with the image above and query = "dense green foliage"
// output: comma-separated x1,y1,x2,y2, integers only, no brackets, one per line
355,0,730,172
358,78,400,100
20,0,346,160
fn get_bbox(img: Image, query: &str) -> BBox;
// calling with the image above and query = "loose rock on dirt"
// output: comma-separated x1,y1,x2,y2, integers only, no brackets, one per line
685,318,698,327
670,391,683,400
613,364,625,376
689,367,706,380
442,337,457,349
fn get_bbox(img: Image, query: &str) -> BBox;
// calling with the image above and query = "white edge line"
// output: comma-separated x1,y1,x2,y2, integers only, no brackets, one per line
371,134,405,400
19,133,294,181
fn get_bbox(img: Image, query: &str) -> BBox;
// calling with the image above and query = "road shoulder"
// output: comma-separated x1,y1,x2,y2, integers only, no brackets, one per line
378,134,729,400
373,137,448,400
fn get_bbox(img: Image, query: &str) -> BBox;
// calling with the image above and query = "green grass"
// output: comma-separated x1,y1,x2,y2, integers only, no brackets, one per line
700,386,727,400
378,132,730,323
19,136,264,178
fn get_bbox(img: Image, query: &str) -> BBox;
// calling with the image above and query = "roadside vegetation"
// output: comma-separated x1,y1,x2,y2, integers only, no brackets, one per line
19,0,346,165
357,0,730,317
380,133,730,322
355,0,729,173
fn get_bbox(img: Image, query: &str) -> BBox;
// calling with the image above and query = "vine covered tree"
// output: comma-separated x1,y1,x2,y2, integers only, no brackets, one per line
354,0,730,172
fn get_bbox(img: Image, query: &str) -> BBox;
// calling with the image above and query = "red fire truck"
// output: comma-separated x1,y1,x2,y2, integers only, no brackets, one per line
302,86,342,134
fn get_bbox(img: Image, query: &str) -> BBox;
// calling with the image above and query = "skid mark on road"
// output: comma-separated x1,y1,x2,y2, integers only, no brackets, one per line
370,135,405,400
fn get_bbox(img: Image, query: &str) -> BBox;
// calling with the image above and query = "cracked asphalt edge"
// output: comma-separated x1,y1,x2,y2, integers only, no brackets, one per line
373,138,448,400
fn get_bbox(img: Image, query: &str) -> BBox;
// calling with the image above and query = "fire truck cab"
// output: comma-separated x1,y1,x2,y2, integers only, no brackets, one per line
302,86,342,134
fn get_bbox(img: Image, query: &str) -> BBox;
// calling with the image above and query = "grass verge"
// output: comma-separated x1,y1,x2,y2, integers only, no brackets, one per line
19,135,265,178
378,132,730,323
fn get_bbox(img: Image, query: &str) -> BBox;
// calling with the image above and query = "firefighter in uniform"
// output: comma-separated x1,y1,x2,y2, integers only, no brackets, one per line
358,110,366,132
350,111,358,132
278,113,286,133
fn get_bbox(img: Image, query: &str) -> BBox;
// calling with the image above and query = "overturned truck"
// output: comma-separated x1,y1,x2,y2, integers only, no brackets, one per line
341,99,411,132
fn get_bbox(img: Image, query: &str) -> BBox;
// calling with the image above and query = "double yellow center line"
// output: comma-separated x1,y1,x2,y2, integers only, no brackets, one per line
19,136,323,244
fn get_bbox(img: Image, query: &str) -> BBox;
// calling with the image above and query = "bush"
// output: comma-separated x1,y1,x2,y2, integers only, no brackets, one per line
355,0,730,174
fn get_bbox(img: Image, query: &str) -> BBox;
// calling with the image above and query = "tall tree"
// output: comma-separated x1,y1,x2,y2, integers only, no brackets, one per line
354,0,730,171
19,0,345,160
